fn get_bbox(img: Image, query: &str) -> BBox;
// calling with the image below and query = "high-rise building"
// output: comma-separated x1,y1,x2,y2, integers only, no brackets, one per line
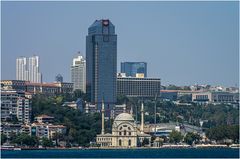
71,54,86,92
16,57,28,81
86,19,117,109
16,55,42,83
55,74,63,83
28,56,42,83
121,62,147,77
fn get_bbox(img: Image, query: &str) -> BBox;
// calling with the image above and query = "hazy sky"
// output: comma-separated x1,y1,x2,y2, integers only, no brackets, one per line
1,1,239,86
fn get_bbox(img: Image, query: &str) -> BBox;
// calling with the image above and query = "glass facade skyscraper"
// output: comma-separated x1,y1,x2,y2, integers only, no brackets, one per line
121,62,147,77
86,19,117,109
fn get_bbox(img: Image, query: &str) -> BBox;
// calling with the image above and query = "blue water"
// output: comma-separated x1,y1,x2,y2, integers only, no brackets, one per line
1,148,239,158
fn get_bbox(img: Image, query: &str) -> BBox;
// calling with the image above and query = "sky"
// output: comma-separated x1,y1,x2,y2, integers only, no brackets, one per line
1,1,239,87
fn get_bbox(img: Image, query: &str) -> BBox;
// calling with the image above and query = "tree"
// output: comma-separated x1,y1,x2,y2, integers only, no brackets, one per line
1,133,7,145
142,138,150,146
184,132,201,145
13,133,37,147
169,130,183,144
41,137,53,147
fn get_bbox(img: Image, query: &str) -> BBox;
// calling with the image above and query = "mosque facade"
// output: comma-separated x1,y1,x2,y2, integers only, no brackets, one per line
96,101,151,147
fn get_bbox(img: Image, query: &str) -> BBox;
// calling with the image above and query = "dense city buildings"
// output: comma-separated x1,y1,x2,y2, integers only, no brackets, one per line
71,54,86,92
16,56,42,83
117,75,161,98
55,74,63,83
1,89,31,124
121,62,147,77
86,19,117,109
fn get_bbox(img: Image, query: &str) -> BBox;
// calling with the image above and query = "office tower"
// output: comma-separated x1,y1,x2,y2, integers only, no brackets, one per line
28,56,42,83
71,54,86,92
16,55,42,83
55,74,63,83
16,57,28,81
86,19,117,109
121,62,147,77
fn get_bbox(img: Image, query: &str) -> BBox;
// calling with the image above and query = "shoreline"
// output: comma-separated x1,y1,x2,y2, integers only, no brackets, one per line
1,144,239,151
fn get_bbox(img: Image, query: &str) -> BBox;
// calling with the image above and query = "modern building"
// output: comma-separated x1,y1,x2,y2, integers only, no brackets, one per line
96,101,151,147
16,56,42,83
71,54,86,92
117,76,161,98
86,19,117,109
1,80,26,91
28,56,42,83
55,74,63,83
16,57,28,81
121,62,147,77
1,89,31,124
192,91,239,103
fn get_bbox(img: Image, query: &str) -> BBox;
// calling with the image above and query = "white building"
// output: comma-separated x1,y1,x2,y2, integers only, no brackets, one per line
16,55,42,83
96,101,151,147
71,53,86,92
16,57,28,81
1,90,31,124
28,56,42,83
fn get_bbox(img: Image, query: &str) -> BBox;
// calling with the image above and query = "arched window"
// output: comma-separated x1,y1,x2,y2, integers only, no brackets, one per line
128,139,131,146
129,132,131,135
124,130,126,135
128,127,131,130
119,139,122,146
119,132,122,135
119,126,123,130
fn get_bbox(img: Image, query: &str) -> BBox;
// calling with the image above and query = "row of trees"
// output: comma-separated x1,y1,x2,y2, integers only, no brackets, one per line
117,95,239,128
1,133,54,147
206,125,239,143
169,131,201,145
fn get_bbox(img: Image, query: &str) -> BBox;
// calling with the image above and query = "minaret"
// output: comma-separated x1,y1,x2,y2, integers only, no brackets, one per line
140,102,144,134
130,106,133,115
101,99,105,135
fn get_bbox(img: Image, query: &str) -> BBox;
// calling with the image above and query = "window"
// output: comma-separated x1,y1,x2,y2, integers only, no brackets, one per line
129,132,131,135
119,139,122,146
119,132,122,136
124,130,126,136
128,139,131,146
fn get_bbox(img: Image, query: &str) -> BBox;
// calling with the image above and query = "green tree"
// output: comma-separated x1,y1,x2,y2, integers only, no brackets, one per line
41,137,53,147
1,133,7,145
169,130,183,144
13,133,37,146
184,132,201,145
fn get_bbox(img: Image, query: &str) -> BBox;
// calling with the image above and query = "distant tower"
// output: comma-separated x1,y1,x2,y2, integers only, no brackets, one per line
71,52,86,92
16,57,28,81
28,56,42,83
55,74,63,83
16,55,42,83
101,98,105,135
140,102,144,134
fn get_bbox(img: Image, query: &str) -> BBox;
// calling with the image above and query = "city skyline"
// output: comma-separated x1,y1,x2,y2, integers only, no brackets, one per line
1,1,239,87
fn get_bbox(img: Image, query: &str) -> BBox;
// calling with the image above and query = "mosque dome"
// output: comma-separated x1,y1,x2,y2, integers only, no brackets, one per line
114,113,134,122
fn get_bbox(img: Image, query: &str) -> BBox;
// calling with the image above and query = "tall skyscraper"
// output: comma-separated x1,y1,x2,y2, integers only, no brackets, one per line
71,53,86,92
16,57,28,81
121,62,147,77
86,19,117,109
28,56,42,83
16,55,42,83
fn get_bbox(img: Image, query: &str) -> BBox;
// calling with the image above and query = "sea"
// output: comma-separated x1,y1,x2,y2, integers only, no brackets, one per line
1,148,239,158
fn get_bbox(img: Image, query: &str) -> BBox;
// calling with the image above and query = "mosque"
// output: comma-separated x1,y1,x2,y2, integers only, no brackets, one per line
96,101,151,147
